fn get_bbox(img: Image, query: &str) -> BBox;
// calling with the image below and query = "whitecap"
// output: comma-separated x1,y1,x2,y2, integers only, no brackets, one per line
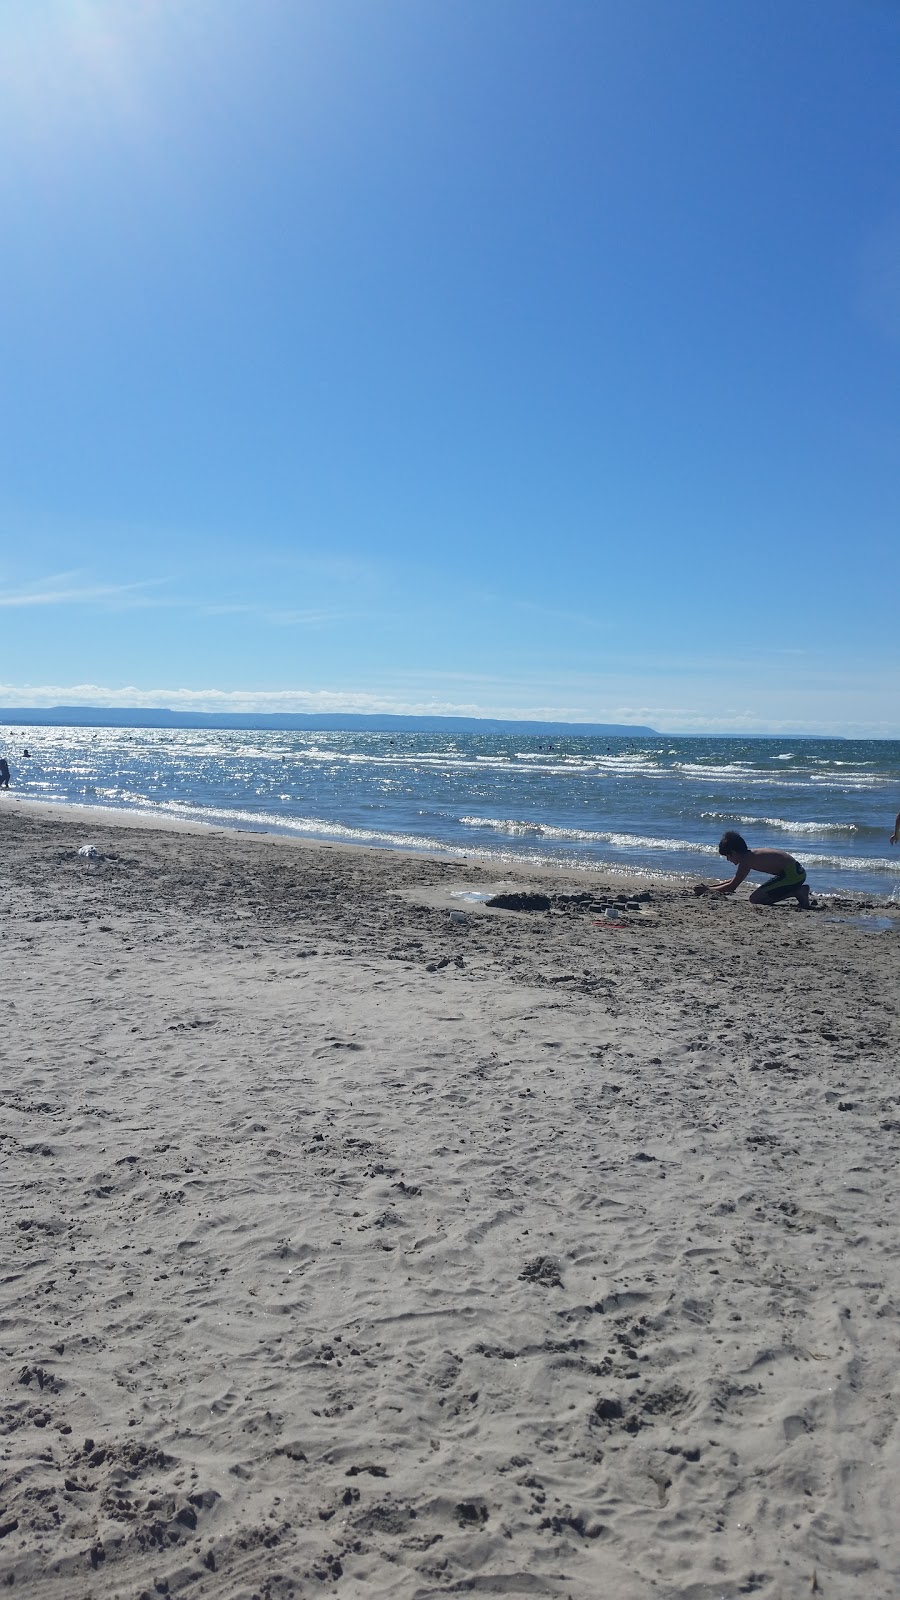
699,812,858,835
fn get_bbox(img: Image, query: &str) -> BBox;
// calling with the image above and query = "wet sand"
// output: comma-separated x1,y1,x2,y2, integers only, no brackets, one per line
2,799,899,1599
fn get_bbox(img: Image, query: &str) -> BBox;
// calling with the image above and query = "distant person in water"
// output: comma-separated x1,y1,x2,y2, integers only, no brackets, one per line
694,831,811,909
891,810,900,846
0,757,9,788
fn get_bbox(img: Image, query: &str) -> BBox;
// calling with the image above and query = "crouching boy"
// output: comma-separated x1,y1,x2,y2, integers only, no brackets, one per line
695,831,811,908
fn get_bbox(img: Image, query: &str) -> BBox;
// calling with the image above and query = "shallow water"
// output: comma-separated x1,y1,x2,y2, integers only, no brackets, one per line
824,914,898,932
3,725,899,896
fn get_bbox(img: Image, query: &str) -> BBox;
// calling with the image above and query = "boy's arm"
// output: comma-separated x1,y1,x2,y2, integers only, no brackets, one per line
708,860,751,894
891,811,900,846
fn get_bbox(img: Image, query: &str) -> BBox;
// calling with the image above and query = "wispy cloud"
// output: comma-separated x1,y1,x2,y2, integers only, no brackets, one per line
194,602,353,626
502,598,609,631
0,573,361,629
0,579,156,608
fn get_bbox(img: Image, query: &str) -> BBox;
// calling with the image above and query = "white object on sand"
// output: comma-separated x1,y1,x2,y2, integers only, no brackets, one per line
77,844,100,859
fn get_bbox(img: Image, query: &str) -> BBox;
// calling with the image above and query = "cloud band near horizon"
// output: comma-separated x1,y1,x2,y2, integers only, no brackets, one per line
0,683,897,738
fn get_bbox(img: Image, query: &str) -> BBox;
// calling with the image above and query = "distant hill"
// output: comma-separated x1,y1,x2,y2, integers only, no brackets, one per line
0,706,657,737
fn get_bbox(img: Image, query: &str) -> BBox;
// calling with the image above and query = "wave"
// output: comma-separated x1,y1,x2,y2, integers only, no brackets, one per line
797,851,900,875
675,761,755,773
807,773,888,787
296,747,584,776
459,815,712,853
700,812,859,835
114,797,466,854
458,816,900,874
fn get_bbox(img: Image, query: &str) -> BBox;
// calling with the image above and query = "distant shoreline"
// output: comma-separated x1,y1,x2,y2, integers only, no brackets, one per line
0,706,656,735
0,706,863,737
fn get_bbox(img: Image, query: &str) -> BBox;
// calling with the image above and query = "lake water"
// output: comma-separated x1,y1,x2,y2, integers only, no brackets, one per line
4,726,899,898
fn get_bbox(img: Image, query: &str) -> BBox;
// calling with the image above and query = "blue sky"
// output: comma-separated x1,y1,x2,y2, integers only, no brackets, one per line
1,0,898,734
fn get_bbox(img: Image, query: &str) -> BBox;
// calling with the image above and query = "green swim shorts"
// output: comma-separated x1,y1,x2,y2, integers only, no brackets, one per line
756,862,806,903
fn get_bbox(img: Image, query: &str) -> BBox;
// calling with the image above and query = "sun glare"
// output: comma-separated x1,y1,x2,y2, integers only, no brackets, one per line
0,0,214,155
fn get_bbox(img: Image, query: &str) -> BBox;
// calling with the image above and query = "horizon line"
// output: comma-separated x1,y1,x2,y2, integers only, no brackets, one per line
0,703,885,739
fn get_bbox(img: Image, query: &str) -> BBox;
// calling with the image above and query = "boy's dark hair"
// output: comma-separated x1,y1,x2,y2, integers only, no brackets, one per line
719,831,749,857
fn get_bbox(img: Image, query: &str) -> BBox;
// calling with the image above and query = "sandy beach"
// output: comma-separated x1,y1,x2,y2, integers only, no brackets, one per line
2,797,899,1600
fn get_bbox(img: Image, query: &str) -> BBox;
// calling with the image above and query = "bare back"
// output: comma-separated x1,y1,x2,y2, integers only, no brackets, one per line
744,847,800,877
